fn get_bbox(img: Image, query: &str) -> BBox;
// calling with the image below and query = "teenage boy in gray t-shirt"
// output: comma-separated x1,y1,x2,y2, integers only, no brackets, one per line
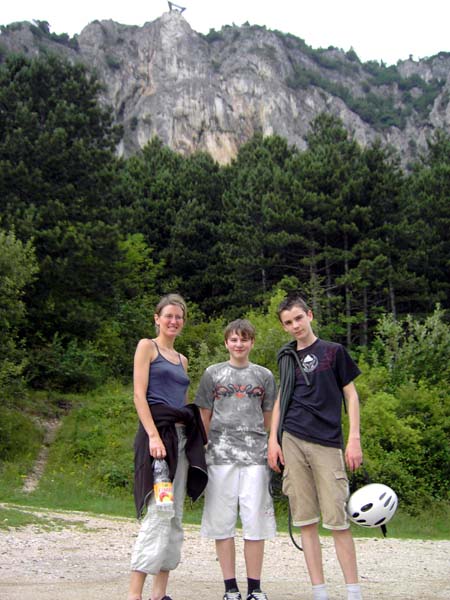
195,319,277,600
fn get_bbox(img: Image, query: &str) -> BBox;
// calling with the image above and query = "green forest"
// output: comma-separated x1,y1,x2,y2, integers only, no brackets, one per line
0,53,449,524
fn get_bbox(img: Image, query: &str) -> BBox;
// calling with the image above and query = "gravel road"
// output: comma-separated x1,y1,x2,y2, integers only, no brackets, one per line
0,504,449,600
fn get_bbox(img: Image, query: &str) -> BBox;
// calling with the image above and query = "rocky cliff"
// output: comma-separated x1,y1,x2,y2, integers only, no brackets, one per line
1,10,449,164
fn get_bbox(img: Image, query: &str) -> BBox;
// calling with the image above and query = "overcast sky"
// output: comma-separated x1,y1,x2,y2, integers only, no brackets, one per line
1,0,449,66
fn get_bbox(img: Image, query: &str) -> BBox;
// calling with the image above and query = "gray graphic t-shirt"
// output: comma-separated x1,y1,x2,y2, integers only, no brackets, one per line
194,361,277,465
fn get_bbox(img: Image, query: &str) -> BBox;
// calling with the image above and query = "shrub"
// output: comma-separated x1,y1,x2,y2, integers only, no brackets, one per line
0,407,43,462
204,29,224,43
106,54,122,70
30,334,108,392
353,364,450,513
370,305,450,386
98,455,133,490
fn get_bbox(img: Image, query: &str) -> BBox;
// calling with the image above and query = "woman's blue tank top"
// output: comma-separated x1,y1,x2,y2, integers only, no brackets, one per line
146,342,189,409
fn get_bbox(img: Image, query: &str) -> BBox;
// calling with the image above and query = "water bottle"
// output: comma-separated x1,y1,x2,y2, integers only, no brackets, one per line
153,458,175,519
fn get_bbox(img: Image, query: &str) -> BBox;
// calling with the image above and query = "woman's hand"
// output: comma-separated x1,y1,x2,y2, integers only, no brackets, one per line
149,433,166,459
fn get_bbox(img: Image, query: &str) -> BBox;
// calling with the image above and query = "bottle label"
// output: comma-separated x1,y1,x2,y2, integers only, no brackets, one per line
154,481,174,506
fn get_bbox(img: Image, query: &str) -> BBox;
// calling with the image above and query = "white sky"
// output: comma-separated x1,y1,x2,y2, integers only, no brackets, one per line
1,0,449,66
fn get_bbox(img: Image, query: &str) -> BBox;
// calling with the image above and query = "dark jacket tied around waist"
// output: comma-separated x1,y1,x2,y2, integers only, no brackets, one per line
133,403,208,519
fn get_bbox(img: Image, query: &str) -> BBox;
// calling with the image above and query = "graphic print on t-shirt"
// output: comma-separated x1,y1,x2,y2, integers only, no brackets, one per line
301,353,319,373
214,384,265,401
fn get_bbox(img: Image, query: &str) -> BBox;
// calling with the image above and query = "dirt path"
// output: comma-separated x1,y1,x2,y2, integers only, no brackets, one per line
0,504,449,599
21,419,62,494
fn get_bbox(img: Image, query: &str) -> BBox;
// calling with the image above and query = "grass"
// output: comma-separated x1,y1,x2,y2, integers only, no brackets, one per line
0,505,53,529
1,383,449,539
271,500,450,541
2,495,450,543
0,505,89,531
3,483,136,517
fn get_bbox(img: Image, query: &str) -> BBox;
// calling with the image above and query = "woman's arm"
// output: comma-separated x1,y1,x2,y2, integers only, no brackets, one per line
133,338,166,458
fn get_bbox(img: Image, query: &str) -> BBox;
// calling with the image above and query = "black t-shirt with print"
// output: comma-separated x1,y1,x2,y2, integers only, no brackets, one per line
283,338,360,449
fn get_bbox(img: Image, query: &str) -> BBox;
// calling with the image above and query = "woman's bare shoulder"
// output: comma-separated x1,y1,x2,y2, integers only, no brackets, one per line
135,338,157,359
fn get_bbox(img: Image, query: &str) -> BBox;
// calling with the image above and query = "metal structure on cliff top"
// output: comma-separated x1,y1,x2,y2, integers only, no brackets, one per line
168,2,186,13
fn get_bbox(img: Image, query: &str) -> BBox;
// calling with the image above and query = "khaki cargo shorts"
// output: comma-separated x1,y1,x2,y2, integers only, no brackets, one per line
282,431,350,530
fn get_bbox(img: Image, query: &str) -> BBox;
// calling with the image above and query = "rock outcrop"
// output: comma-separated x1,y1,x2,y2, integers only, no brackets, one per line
1,11,449,164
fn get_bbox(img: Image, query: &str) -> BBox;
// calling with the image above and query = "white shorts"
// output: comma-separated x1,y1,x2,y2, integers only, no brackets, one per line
201,464,276,540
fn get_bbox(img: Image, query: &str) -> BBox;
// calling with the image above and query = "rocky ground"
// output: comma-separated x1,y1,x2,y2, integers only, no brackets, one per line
0,504,449,600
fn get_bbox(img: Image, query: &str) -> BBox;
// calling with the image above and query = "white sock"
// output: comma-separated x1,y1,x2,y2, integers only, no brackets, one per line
312,583,328,600
346,582,362,599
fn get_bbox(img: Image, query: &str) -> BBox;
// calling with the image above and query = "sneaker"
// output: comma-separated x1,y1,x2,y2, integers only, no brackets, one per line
223,591,242,600
247,591,268,600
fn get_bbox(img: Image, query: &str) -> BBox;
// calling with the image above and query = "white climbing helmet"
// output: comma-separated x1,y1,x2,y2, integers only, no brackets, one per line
347,482,398,528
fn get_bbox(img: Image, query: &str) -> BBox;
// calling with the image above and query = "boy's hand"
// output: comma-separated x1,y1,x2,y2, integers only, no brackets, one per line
268,440,284,472
345,437,363,471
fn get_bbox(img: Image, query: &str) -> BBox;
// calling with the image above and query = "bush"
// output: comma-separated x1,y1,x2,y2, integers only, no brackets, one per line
370,305,450,386
30,334,108,392
204,29,224,42
354,367,450,513
95,295,158,381
98,455,133,490
0,407,43,462
352,306,450,512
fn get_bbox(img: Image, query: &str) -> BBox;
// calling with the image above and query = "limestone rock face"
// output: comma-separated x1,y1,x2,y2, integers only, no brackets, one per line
1,11,449,164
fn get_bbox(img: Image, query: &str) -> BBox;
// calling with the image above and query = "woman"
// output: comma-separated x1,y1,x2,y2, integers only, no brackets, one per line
128,294,208,600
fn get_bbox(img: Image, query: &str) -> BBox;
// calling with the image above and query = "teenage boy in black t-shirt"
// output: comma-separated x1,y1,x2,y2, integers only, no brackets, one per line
268,296,363,600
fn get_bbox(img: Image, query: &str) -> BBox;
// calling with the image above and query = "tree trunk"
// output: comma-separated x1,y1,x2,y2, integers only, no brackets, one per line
260,249,267,294
344,234,352,347
388,258,397,320
361,285,368,346
309,246,319,316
